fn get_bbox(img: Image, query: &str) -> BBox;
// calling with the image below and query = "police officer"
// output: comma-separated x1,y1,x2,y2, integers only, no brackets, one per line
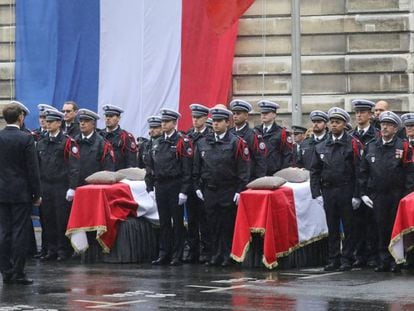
32,104,57,142
359,111,414,272
291,125,307,167
205,118,213,130
310,107,362,271
351,99,380,268
297,111,329,170
146,108,192,266
254,100,292,175
137,116,162,169
193,107,250,267
100,105,137,170
183,104,211,263
230,99,266,181
402,113,414,146
75,109,115,186
0,102,41,285
61,101,80,137
37,110,80,261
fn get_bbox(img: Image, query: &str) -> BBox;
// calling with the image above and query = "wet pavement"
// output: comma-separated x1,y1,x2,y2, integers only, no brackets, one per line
1,260,414,310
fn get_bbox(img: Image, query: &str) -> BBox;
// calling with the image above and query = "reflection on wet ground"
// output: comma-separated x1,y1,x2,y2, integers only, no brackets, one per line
1,261,414,310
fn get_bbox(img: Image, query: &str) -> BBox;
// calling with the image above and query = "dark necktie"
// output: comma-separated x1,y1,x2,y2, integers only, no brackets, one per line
358,129,364,137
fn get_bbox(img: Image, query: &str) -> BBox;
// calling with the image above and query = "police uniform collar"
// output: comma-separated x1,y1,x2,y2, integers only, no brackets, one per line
49,130,61,138
82,132,94,140
381,136,396,146
235,123,248,132
314,131,327,142
164,130,176,140
6,124,20,129
106,125,120,133
215,131,227,140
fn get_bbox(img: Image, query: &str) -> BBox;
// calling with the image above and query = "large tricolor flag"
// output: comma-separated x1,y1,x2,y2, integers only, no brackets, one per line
15,0,254,135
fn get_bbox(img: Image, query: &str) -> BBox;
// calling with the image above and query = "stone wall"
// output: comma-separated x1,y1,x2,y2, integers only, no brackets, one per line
1,0,413,129
234,0,414,127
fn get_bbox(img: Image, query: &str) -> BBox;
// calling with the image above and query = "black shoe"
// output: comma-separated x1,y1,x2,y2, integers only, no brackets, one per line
339,263,352,271
352,260,366,268
390,263,401,273
170,259,182,266
366,260,378,268
374,264,389,272
40,253,57,261
182,253,199,264
324,262,340,271
2,272,14,284
13,274,33,285
151,257,169,266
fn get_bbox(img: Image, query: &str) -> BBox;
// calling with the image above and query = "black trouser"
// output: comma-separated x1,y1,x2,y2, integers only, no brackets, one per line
185,190,210,259
204,186,237,261
352,203,378,263
0,202,32,276
41,183,73,258
372,191,401,266
322,184,354,265
155,180,184,261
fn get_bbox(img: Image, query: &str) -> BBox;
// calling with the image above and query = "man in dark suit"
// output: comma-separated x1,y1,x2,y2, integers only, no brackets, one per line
0,102,41,285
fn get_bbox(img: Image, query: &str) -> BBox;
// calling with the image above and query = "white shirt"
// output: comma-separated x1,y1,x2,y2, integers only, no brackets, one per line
49,130,61,138
82,132,94,140
314,131,326,142
235,123,247,131
357,125,370,135
106,125,119,133
195,127,207,134
6,124,20,129
215,131,227,141
165,130,175,140
332,132,344,142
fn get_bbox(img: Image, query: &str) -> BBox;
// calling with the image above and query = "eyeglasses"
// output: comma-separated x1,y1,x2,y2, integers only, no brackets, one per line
62,110,73,113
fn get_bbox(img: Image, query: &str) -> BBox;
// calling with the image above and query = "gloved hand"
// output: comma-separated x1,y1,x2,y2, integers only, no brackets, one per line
66,189,75,202
196,189,204,201
361,195,374,208
149,191,155,200
233,193,240,205
178,193,188,205
315,196,323,205
352,197,361,210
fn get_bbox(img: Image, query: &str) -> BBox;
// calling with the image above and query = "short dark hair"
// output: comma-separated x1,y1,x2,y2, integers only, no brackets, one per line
64,100,78,111
2,104,23,124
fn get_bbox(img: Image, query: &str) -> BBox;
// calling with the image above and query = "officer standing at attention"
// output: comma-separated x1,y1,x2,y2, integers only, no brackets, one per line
146,108,193,266
61,101,80,137
37,110,80,261
359,111,414,272
402,113,414,146
183,104,211,263
350,99,380,269
137,116,162,169
75,109,115,186
193,107,250,267
297,111,329,170
291,125,307,166
230,99,266,181
310,107,362,271
100,105,137,170
32,104,56,142
254,100,292,175
0,102,41,285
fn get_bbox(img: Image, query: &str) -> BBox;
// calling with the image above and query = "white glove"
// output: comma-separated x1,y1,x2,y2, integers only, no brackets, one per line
66,189,75,202
315,196,323,205
233,193,240,205
196,189,204,201
361,195,374,208
178,193,188,205
149,191,155,200
352,197,361,210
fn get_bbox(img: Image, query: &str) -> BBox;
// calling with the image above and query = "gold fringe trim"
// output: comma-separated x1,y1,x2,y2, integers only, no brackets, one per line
66,225,109,254
230,228,329,269
388,226,414,264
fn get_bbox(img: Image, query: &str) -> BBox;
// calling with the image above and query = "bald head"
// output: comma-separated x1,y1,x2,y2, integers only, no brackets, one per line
374,100,389,119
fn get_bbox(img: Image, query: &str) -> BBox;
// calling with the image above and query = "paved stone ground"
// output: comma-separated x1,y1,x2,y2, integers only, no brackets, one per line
0,260,414,310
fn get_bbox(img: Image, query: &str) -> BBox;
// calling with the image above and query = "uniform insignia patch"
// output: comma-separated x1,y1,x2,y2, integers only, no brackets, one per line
259,142,266,150
72,146,78,154
371,156,375,163
302,149,305,155
187,147,192,155
395,149,403,159
320,154,324,160
244,147,249,155
201,151,205,157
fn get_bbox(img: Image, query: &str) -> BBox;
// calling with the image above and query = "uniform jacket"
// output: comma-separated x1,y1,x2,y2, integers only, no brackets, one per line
99,126,137,170
0,126,41,203
359,136,414,196
310,132,362,199
352,125,379,146
75,131,115,186
37,131,80,189
231,123,266,181
297,132,329,170
254,123,292,175
192,131,250,194
145,131,192,194
62,121,80,138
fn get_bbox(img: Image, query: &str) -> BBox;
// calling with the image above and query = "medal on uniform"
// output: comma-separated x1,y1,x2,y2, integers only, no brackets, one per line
259,142,266,150
72,146,78,154
395,149,403,159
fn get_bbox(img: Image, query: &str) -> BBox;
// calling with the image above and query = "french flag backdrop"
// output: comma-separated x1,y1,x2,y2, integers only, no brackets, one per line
15,0,254,136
